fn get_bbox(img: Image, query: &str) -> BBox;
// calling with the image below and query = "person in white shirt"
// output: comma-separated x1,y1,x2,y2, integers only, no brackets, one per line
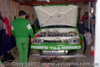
84,28,92,56
84,28,92,45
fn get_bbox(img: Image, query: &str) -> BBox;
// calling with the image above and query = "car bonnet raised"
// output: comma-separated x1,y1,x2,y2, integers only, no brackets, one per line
34,5,78,27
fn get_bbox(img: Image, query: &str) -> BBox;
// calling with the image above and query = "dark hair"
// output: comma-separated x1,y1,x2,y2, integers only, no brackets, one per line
84,28,89,32
19,10,26,16
85,11,88,15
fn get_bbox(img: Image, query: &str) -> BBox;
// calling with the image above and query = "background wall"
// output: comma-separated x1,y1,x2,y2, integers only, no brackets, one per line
0,0,36,56
20,5,36,21
0,0,36,23
0,0,90,24
76,3,96,24
0,0,20,22
76,3,89,24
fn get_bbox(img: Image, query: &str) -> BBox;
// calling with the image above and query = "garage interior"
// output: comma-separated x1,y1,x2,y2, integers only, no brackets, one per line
0,0,97,67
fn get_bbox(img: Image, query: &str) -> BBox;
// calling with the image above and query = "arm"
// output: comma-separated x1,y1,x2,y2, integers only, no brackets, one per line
27,22,34,43
27,23,34,38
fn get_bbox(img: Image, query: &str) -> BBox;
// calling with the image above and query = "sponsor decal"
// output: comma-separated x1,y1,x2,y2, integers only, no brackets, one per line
31,46,48,50
31,46,81,50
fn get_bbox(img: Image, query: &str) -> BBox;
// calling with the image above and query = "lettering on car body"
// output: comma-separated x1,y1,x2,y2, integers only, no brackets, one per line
31,46,81,50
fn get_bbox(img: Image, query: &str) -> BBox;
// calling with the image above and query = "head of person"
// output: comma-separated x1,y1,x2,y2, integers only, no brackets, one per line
85,11,88,16
84,28,89,33
19,10,27,19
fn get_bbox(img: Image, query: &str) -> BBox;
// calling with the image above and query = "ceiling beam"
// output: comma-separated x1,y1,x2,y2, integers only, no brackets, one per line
20,0,96,5
32,0,37,2
13,0,21,3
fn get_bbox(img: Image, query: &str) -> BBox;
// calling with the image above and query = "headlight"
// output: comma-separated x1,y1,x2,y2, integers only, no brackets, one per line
63,40,68,42
33,39,43,44
69,38,80,44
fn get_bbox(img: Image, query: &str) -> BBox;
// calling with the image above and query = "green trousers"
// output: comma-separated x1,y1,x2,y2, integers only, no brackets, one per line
16,38,29,66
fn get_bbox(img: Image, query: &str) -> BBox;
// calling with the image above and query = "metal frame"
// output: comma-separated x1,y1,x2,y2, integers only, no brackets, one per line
31,54,86,58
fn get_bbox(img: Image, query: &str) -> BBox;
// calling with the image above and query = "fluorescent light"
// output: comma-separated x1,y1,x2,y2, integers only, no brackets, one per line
47,0,50,2
91,8,94,13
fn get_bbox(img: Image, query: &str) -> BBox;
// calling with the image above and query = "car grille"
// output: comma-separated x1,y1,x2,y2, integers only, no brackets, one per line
44,40,62,43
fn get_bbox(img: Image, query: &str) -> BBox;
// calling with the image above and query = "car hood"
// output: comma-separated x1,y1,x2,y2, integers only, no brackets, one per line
34,5,78,27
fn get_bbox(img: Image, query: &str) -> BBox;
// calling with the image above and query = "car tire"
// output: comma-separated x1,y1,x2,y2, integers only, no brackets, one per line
77,42,86,54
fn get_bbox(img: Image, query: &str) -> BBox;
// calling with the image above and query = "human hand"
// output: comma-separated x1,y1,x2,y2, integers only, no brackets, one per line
30,38,34,44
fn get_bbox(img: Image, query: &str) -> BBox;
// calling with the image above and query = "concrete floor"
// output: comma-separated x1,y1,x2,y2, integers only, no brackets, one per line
3,46,94,67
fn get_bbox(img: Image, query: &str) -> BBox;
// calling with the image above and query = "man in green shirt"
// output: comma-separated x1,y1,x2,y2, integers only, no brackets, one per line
11,11,34,66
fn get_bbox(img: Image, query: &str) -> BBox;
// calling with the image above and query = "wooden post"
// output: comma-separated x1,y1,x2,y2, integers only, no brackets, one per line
11,0,14,21
0,0,5,18
6,0,11,22
13,1,17,18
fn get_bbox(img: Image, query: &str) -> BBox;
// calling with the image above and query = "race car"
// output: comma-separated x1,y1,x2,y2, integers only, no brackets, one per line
31,5,85,56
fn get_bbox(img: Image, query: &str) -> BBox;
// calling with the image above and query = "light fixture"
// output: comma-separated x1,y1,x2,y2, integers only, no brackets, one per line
47,0,50,2
91,8,94,13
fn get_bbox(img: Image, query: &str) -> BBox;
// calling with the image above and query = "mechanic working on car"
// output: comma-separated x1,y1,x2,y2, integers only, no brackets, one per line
11,11,34,66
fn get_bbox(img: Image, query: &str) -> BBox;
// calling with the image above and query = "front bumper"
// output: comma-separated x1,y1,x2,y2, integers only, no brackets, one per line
30,43,82,50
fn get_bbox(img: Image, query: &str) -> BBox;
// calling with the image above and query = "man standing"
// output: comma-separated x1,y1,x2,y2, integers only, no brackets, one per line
82,12,89,30
11,11,34,66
